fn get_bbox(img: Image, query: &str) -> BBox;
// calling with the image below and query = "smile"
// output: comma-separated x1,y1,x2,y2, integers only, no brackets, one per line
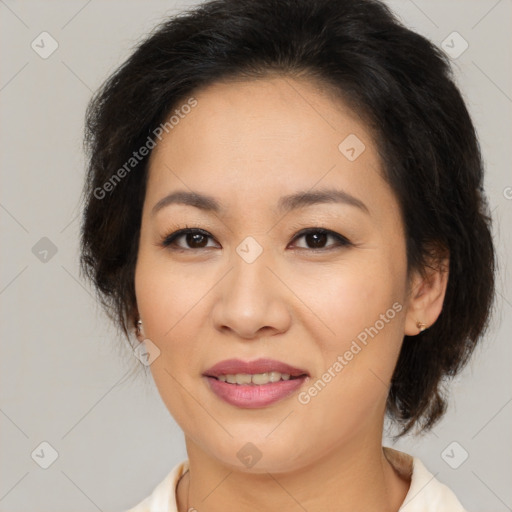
215,371,297,385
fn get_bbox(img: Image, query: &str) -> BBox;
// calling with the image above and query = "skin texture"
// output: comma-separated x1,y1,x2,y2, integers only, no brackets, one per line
134,76,449,512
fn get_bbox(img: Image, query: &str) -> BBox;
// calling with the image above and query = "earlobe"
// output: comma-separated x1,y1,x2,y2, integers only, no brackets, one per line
404,255,449,336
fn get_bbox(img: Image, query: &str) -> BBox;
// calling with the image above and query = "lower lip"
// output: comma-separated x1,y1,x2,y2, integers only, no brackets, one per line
204,376,308,408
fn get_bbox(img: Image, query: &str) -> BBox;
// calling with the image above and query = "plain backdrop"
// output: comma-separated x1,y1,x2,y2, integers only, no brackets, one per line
0,1,511,511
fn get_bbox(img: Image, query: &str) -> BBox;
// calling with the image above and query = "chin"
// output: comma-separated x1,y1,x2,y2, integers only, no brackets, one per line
198,431,313,475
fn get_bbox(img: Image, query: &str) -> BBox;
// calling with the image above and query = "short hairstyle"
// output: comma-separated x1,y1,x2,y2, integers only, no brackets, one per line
79,0,496,436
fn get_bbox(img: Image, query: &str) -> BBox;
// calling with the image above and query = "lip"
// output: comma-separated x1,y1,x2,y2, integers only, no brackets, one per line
203,358,309,378
202,358,309,409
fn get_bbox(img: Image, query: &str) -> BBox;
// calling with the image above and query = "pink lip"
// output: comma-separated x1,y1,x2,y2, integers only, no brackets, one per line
203,358,309,409
203,358,309,378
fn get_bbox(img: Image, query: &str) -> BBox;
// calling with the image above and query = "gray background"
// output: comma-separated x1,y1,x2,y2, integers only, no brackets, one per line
0,0,511,511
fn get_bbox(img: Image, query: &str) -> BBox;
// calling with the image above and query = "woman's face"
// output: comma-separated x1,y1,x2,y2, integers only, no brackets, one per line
135,76,413,472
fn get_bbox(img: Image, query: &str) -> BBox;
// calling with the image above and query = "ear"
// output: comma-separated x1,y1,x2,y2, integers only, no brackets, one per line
404,247,449,336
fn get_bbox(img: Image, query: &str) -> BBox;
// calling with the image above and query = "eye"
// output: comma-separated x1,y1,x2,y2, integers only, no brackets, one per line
160,226,352,252
160,227,218,250
289,228,352,251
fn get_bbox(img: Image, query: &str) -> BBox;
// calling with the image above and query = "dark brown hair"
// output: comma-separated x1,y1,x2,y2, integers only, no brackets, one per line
79,0,496,436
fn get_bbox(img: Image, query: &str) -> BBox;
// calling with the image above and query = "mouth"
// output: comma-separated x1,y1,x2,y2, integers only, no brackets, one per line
202,358,309,408
211,371,305,385
203,357,309,381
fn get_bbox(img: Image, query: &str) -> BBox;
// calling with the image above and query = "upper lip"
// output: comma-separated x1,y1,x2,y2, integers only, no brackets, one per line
203,358,309,378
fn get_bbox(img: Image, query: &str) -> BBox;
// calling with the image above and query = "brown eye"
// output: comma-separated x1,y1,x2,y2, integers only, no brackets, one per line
161,227,351,252
183,232,209,248
162,228,217,250
304,231,328,249
290,228,352,251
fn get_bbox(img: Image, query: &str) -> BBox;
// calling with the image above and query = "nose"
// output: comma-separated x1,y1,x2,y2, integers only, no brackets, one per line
211,245,292,340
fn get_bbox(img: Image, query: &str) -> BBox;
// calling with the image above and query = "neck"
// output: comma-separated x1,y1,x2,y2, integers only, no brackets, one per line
177,433,410,512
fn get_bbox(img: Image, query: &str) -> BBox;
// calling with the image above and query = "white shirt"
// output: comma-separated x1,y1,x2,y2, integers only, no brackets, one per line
126,447,467,512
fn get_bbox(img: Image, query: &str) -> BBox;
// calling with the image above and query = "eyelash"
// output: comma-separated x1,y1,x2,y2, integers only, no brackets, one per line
159,225,352,252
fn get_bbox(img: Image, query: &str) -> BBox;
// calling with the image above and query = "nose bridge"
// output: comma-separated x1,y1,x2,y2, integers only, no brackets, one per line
212,234,291,337
228,234,276,302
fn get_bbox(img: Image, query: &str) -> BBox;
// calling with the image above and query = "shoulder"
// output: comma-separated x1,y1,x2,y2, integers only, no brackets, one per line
125,460,189,512
384,447,468,512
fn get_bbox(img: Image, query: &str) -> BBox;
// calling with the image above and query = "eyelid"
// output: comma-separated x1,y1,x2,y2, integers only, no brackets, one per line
160,226,219,249
159,226,352,251
289,227,352,250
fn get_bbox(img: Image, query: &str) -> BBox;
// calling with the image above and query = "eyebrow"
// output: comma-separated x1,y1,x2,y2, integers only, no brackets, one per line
151,187,369,217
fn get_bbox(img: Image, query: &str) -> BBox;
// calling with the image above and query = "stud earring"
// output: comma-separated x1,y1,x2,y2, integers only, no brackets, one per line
136,319,143,335
416,321,427,332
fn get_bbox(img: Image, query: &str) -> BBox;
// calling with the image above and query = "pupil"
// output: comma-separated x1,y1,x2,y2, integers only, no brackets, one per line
307,232,327,248
188,233,207,248
185,232,327,249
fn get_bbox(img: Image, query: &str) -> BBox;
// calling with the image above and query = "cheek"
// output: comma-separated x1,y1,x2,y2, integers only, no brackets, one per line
135,244,203,340
296,269,405,441
134,248,208,399
135,251,210,431
304,247,407,402
307,257,404,347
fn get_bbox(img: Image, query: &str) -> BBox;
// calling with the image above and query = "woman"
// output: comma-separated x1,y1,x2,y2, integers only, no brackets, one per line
79,0,496,510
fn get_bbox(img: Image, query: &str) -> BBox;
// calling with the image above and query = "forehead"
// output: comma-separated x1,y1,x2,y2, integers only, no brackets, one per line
145,76,389,217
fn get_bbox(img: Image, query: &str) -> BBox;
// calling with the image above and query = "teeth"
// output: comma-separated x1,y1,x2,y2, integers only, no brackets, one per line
217,371,293,385
236,373,252,385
